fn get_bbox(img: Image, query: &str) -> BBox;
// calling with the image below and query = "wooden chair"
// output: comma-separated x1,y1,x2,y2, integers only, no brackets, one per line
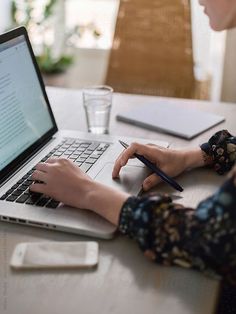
105,0,209,99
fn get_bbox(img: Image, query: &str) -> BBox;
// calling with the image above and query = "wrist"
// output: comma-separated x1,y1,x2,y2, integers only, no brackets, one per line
183,148,206,170
86,182,130,226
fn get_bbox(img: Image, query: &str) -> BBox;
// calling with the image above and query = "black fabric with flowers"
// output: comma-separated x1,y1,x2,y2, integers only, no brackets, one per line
200,129,236,174
118,130,236,284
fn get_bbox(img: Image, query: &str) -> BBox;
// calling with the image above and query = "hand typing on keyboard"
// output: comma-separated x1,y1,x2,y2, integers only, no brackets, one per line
30,158,129,225
0,138,110,208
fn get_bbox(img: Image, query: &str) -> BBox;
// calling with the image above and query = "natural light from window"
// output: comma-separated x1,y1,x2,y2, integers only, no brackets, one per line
66,0,119,49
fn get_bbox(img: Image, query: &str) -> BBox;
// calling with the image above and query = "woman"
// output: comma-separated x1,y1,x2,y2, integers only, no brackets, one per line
30,131,236,277
30,0,236,312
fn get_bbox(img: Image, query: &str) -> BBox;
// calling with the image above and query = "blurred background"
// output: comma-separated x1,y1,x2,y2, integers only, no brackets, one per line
0,0,235,103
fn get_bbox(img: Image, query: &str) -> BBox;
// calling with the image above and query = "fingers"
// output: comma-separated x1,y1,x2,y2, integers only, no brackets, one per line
34,158,65,172
112,143,155,178
31,159,57,185
35,162,51,172
142,173,161,191
29,182,46,194
29,158,70,195
46,158,58,164
112,150,129,178
31,170,48,183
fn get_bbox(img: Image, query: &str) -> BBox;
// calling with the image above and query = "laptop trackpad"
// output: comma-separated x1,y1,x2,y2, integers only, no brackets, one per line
94,162,149,194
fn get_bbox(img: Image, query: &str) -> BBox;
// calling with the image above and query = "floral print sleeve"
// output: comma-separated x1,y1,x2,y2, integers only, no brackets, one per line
119,176,236,284
118,130,236,284
200,130,236,174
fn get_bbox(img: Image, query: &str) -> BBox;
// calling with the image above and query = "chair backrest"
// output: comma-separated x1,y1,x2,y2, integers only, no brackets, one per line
105,0,197,98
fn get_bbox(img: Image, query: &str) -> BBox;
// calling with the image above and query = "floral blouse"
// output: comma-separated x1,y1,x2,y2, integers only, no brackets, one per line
119,130,236,285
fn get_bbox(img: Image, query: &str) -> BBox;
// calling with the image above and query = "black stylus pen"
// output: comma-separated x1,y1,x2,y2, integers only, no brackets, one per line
119,140,184,192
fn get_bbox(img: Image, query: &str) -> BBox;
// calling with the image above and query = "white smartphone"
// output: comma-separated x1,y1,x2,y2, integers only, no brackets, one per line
10,241,99,269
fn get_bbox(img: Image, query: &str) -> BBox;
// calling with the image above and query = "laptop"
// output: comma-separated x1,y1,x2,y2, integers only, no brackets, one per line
0,27,168,239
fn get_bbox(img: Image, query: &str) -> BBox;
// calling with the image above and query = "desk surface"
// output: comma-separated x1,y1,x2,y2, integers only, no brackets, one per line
1,87,236,314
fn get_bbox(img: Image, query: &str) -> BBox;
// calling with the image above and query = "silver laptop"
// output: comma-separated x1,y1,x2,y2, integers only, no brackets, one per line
0,27,168,239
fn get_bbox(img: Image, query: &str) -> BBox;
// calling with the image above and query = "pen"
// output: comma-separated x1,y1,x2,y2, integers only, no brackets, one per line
119,140,184,192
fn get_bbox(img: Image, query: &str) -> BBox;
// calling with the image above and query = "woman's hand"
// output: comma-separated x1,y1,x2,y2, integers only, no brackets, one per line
113,143,205,191
30,158,129,225
30,158,94,209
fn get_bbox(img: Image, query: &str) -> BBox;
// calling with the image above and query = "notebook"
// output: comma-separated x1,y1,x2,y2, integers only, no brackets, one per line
117,102,225,139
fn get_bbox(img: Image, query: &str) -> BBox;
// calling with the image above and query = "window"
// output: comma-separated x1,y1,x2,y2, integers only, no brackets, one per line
66,0,119,49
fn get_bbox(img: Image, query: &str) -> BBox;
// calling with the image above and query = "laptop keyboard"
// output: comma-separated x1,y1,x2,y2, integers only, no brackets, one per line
0,137,110,208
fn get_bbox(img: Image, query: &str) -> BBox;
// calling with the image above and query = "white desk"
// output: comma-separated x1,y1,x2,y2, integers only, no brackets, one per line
1,87,235,314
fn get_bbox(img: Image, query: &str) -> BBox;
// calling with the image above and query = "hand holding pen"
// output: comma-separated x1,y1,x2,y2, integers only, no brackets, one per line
112,141,184,192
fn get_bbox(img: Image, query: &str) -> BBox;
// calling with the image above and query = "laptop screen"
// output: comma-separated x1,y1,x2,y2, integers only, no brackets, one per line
0,34,55,172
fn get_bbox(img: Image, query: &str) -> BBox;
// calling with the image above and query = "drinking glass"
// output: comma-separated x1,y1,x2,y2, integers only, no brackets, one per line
83,86,113,135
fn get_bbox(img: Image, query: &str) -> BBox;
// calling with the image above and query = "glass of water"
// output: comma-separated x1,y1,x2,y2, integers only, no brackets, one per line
82,86,113,135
